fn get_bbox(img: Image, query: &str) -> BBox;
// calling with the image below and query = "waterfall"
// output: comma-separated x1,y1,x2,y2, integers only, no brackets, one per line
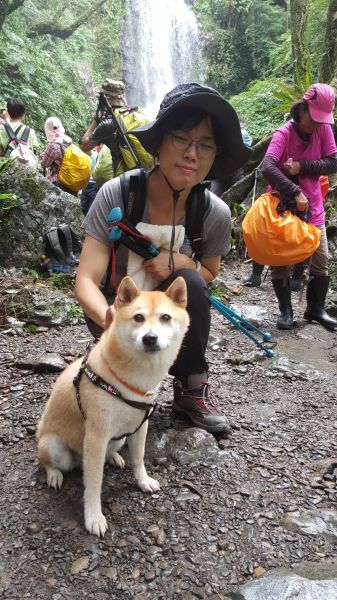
122,0,204,118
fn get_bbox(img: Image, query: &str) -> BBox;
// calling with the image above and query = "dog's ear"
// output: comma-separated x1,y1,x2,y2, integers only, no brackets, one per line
115,276,140,308
165,276,187,308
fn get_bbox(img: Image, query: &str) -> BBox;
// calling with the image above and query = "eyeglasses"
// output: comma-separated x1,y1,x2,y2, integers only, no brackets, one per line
170,132,218,158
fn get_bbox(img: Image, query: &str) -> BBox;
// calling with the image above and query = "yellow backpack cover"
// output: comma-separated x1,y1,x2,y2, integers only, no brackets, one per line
114,109,154,176
58,144,91,192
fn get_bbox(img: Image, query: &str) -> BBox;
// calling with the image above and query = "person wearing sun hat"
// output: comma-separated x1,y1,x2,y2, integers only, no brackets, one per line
40,116,76,195
262,82,337,331
75,82,251,434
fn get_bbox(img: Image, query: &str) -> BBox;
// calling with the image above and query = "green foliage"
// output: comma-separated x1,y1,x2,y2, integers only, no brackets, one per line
325,204,337,220
49,273,75,289
0,158,11,174
270,66,314,117
0,0,124,144
22,267,39,279
195,0,287,97
0,191,19,222
67,303,84,320
230,79,284,139
208,281,230,303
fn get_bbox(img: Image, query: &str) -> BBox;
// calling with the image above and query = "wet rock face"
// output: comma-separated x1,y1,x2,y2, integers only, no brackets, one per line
0,164,83,267
2,278,83,328
230,567,337,600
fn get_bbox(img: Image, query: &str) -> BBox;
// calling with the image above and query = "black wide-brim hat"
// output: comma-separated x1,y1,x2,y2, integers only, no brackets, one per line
131,83,252,180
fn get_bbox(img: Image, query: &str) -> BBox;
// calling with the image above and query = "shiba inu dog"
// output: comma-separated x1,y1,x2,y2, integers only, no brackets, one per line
37,276,189,537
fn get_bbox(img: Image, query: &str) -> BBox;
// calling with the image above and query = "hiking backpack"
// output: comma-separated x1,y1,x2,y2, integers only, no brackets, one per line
4,123,38,169
103,168,210,292
42,224,82,273
58,144,92,193
92,107,154,186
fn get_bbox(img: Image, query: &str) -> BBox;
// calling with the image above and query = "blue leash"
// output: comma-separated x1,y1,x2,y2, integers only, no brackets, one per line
107,208,274,357
209,296,274,358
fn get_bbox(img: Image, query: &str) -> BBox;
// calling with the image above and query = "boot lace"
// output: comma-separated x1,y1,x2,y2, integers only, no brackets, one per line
185,380,219,414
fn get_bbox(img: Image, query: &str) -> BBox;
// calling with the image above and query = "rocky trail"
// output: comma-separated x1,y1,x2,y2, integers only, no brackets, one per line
1,260,337,600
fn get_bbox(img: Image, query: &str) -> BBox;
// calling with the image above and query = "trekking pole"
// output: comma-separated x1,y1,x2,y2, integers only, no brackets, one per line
209,296,274,358
100,93,141,168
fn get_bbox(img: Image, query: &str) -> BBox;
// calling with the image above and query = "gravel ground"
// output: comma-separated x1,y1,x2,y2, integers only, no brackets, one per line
1,260,337,599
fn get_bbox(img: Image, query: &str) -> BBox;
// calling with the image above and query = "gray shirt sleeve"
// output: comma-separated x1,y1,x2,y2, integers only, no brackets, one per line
200,191,232,258
83,177,124,245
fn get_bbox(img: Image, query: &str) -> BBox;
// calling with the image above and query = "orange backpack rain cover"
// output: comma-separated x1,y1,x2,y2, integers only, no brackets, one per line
242,192,321,266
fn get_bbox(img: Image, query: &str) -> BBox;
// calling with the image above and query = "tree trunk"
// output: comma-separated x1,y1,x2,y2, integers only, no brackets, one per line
319,0,337,83
27,0,108,39
289,0,309,86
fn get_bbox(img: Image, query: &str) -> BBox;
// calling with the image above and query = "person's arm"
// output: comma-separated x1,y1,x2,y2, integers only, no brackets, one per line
40,143,61,168
262,155,301,198
75,235,112,329
263,156,309,210
80,120,98,153
299,154,337,175
143,250,220,284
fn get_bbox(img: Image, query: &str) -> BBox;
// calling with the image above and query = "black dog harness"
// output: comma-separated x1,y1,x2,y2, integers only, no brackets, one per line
73,346,157,441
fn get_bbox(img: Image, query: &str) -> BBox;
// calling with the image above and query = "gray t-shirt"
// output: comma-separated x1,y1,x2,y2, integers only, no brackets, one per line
83,175,231,286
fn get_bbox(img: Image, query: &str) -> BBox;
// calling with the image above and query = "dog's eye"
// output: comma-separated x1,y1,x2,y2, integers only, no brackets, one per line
160,314,171,323
133,314,145,323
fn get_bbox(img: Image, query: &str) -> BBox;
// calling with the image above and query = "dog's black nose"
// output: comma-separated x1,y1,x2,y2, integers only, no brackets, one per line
142,333,159,349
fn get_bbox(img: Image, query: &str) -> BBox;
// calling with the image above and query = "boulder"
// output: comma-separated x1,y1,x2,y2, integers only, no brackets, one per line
0,162,83,268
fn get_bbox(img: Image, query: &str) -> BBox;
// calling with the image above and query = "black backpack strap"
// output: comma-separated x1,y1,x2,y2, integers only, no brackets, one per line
185,184,210,260
19,126,31,143
3,123,17,141
3,123,28,153
103,168,147,295
120,167,147,222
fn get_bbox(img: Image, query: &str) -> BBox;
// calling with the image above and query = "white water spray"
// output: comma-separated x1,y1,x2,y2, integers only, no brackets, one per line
122,0,204,118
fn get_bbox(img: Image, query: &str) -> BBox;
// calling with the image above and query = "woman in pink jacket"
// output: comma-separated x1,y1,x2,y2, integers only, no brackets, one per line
262,83,337,331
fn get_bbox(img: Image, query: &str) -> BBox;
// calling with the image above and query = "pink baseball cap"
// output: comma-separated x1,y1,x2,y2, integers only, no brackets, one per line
303,83,335,124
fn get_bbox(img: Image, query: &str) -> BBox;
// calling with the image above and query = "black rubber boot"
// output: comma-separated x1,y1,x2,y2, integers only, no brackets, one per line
243,262,264,287
304,275,337,331
272,278,293,329
290,261,307,292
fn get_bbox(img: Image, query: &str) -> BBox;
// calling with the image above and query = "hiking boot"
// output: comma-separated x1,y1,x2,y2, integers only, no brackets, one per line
304,275,337,331
242,262,264,287
172,379,231,434
272,278,293,329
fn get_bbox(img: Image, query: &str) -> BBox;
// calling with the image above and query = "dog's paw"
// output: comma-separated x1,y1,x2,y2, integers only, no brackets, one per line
85,511,108,538
46,467,63,490
107,452,125,469
137,476,161,493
